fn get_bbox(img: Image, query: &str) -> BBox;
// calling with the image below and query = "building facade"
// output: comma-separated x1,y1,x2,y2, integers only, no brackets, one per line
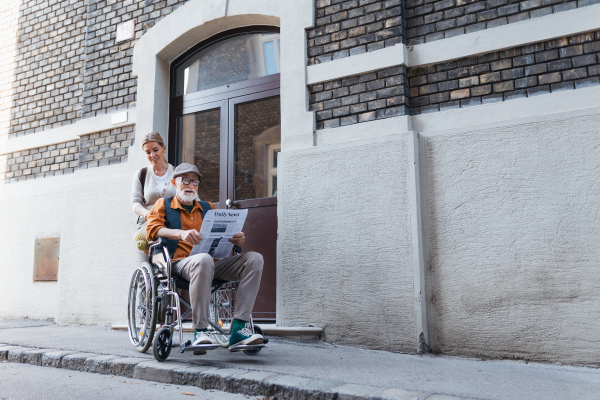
1,0,599,365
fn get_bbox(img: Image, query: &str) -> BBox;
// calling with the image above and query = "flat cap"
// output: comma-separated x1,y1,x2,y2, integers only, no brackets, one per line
173,163,202,179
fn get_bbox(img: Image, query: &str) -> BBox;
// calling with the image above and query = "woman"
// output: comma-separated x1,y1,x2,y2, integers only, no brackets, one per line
131,132,176,256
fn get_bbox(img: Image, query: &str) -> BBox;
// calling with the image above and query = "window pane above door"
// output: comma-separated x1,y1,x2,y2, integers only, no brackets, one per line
180,109,221,203
175,32,281,97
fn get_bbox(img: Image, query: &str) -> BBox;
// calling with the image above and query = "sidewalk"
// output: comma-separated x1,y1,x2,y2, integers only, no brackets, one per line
1,319,599,400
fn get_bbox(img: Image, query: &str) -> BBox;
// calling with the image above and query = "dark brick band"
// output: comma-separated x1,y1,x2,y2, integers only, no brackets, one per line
78,125,134,169
0,141,79,183
307,0,404,65
407,30,600,114
309,66,408,129
309,31,600,128
1,124,135,183
405,0,598,46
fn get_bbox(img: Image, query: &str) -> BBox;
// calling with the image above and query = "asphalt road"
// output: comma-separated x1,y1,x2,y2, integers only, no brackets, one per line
0,363,264,400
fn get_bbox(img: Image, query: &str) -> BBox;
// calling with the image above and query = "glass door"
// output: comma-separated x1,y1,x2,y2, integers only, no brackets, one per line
171,80,280,320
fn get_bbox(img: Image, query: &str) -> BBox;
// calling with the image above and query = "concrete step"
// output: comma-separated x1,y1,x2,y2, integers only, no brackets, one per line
111,323,323,340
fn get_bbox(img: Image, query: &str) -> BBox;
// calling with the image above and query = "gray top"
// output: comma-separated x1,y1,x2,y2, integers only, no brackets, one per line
130,164,177,213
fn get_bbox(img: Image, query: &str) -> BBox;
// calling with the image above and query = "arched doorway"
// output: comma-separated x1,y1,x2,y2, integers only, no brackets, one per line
169,27,280,320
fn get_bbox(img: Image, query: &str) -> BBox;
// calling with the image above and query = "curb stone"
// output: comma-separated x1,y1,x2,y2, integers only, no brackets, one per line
224,370,279,396
0,346,22,362
83,354,120,374
132,360,190,383
0,343,453,400
200,367,249,391
266,374,313,399
22,348,56,366
7,347,34,363
371,388,424,400
106,357,148,378
41,350,79,368
62,352,101,371
173,365,219,386
297,379,344,400
335,383,383,400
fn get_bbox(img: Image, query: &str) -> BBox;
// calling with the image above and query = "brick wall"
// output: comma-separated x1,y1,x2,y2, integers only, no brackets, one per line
82,0,189,118
309,31,600,128
405,0,597,46
78,124,135,169
309,66,408,129
0,140,79,183
0,124,136,183
7,0,86,138
407,30,600,114
307,0,404,65
3,0,190,138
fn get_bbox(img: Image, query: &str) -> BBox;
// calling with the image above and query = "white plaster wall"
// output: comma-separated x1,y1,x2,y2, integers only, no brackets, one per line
0,163,135,325
0,175,71,319
278,135,417,351
55,163,135,325
421,112,600,364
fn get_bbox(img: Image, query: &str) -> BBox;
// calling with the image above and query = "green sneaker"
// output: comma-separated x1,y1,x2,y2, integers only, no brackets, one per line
228,326,264,350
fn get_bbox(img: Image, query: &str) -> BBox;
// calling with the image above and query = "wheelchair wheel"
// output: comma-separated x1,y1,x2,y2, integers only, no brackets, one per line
127,263,157,353
153,327,173,362
243,325,265,356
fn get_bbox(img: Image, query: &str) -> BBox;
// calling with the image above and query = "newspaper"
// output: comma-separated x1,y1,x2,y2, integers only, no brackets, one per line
189,209,248,259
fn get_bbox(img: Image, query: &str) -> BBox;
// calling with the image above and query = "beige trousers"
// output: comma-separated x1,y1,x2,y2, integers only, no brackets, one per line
171,252,264,330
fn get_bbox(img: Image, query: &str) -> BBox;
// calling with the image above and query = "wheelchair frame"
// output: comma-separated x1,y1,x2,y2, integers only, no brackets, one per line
127,238,266,362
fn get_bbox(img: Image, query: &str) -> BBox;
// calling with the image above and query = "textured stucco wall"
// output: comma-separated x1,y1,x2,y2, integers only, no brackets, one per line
278,135,417,351
422,112,600,364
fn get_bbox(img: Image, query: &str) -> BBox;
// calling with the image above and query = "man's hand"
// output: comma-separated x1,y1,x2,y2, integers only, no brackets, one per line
229,232,245,247
180,229,202,245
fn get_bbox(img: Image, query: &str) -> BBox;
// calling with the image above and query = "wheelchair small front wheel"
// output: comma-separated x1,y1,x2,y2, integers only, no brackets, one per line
153,327,173,362
243,325,265,356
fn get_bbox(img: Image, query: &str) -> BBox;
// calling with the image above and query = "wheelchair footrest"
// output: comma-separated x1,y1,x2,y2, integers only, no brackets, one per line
228,343,266,352
180,343,221,352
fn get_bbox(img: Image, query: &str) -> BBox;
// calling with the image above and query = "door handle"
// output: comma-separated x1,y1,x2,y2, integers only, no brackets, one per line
226,199,240,209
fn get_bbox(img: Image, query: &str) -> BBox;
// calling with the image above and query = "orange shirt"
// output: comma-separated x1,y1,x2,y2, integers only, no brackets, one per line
146,196,215,261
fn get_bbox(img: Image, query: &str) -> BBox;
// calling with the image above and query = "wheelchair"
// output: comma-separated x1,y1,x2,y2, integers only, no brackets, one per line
127,237,267,362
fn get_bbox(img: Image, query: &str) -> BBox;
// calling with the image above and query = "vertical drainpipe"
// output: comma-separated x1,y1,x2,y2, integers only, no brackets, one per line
407,131,430,353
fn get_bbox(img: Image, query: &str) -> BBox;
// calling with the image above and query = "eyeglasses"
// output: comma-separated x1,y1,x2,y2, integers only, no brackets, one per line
179,177,200,186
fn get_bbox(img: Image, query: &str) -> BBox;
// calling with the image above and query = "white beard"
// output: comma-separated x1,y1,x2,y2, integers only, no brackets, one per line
176,188,197,204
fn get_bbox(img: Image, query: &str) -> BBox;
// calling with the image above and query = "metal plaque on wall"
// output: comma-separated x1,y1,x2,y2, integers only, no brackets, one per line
33,237,60,281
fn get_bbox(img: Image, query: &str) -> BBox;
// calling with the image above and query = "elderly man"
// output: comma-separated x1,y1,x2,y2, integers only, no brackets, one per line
146,163,264,352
